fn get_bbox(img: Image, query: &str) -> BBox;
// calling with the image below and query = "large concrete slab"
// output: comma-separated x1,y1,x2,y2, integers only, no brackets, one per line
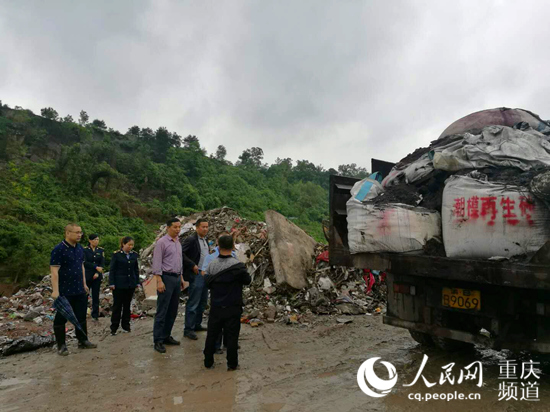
265,210,318,290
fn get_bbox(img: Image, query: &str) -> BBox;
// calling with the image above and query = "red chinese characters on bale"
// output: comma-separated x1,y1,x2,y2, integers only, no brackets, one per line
452,195,535,227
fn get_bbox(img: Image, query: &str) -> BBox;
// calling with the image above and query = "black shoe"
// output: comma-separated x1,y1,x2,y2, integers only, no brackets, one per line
154,342,166,353
164,336,180,345
195,325,207,332
122,328,131,333
57,344,69,356
111,331,117,336
78,340,97,349
204,358,214,369
227,365,240,371
215,348,224,355
184,331,198,340
92,318,99,322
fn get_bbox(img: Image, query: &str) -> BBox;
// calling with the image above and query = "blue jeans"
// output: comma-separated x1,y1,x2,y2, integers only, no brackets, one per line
184,272,208,334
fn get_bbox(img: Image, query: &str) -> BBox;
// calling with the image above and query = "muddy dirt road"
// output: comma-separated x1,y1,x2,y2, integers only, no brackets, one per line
1,314,549,412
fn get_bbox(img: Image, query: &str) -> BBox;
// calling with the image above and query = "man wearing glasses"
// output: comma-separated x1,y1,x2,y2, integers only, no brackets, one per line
50,223,97,356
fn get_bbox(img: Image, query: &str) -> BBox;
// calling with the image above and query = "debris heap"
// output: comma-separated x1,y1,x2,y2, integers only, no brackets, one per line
1,207,387,355
139,207,388,325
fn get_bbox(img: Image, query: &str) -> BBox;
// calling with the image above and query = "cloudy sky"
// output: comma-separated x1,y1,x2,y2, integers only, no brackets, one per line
1,1,550,169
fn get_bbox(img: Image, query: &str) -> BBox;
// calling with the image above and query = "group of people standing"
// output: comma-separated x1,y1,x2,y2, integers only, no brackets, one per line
50,218,250,371
151,218,250,370
50,225,140,355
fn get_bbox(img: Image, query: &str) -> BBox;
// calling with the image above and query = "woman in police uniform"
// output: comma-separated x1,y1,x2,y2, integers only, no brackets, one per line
84,234,105,321
109,236,140,335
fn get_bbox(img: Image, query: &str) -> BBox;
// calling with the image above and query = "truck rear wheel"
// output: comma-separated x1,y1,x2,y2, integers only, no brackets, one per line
432,310,474,352
409,330,435,346
432,335,473,351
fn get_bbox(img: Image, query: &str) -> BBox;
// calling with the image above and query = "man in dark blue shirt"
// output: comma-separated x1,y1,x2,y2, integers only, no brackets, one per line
50,223,97,356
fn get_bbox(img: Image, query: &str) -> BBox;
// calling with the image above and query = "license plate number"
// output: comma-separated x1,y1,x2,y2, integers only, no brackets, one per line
442,288,480,311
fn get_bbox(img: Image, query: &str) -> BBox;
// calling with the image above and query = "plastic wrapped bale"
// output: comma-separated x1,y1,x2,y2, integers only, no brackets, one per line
432,126,550,173
346,198,442,254
349,173,384,202
382,125,550,188
437,107,550,139
442,175,550,259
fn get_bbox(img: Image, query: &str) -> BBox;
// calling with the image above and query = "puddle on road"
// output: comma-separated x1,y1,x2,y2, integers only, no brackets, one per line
0,378,32,390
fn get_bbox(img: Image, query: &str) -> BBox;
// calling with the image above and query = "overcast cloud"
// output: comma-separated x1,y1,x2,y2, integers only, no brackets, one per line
1,1,550,169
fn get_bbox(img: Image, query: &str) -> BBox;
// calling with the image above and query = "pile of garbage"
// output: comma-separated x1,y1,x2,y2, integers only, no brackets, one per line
0,274,120,356
0,207,387,355
348,107,550,261
0,276,55,355
140,207,388,325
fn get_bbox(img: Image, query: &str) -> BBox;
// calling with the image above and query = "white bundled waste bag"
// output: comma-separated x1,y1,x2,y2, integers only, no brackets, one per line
349,173,384,202
382,154,435,188
442,175,550,259
347,198,441,254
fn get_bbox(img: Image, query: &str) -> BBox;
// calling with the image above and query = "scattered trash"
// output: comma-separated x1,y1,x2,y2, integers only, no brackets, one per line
138,207,388,326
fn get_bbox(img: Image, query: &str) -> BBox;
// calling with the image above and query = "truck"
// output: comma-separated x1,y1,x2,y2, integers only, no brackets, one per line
329,172,550,352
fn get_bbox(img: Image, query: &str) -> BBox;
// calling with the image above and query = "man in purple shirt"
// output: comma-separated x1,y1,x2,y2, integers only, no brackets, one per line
152,218,198,353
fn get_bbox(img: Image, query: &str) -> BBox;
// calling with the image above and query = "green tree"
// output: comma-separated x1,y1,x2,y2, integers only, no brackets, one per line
238,147,264,168
214,145,227,162
91,119,107,130
337,163,369,178
79,110,89,126
40,107,59,120
183,135,205,155
128,126,140,136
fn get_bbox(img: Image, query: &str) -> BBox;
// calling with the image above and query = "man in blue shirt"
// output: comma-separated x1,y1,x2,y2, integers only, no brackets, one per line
50,223,97,356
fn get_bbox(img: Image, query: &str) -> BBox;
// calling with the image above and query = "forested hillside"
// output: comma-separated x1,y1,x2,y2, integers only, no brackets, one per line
0,102,368,285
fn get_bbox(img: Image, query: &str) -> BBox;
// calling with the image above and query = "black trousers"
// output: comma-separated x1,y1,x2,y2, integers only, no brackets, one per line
53,293,88,344
204,306,242,368
111,288,135,333
153,275,180,343
86,276,101,319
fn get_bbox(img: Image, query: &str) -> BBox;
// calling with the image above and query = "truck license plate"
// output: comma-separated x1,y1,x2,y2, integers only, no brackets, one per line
442,288,481,311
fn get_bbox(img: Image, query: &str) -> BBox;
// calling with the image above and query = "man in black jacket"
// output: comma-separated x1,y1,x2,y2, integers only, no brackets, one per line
182,218,210,340
203,235,251,371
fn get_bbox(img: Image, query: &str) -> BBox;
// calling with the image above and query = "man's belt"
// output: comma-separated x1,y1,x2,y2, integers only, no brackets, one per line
162,271,180,277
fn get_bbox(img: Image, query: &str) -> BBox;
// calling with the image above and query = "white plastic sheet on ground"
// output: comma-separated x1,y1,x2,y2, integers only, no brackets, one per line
347,199,441,254
442,175,550,259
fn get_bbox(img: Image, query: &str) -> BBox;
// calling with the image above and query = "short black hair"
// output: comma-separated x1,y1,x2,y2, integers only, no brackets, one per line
195,218,208,227
88,234,99,241
218,234,234,250
166,218,181,228
120,236,134,248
